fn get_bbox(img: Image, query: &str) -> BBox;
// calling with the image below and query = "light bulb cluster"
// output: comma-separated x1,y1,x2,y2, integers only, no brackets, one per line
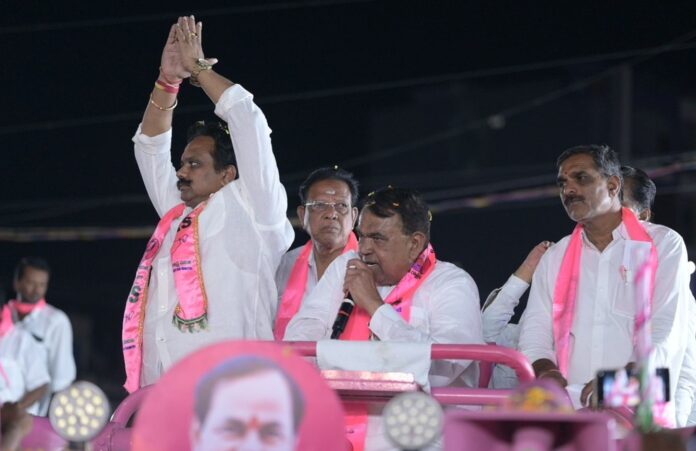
49,381,110,442
383,391,443,450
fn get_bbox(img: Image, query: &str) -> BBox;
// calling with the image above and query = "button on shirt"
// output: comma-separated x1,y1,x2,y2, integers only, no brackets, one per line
133,85,294,386
519,221,691,405
284,251,485,388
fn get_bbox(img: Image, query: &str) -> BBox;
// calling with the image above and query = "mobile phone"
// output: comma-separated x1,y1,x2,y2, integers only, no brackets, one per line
596,367,669,407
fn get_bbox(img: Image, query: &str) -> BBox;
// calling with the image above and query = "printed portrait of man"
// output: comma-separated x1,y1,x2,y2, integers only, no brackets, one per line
190,355,306,451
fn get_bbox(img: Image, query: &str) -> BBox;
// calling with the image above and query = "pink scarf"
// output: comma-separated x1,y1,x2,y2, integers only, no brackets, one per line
0,305,14,339
274,233,359,340
553,207,657,376
341,244,437,451
0,305,13,388
122,201,210,393
8,299,47,316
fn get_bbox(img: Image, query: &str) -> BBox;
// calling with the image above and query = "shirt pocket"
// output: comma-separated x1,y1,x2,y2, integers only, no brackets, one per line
408,306,430,333
612,240,652,318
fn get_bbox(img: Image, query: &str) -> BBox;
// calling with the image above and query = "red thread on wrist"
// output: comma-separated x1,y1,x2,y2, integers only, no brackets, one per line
155,79,180,94
158,71,182,87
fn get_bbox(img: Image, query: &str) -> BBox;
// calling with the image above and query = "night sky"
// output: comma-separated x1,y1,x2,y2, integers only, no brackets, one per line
4,1,696,399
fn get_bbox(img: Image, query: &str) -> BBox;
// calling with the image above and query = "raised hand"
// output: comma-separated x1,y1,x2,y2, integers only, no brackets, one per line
160,24,189,83
344,258,384,316
513,240,553,283
175,15,218,73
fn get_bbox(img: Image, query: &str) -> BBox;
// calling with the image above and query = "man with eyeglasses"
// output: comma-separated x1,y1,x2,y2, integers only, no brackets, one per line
273,167,359,339
122,16,294,392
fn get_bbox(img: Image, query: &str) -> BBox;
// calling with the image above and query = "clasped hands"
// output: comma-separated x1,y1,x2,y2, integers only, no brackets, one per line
160,15,218,85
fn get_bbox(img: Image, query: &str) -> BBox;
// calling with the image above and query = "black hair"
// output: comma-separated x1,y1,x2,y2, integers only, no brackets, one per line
186,121,237,174
362,187,431,241
621,166,656,214
556,144,622,181
14,257,51,281
194,355,306,432
298,166,359,207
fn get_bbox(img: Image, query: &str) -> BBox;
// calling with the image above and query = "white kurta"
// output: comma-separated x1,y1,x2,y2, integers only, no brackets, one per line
284,251,484,388
133,84,294,386
0,327,50,415
518,221,691,419
11,303,75,415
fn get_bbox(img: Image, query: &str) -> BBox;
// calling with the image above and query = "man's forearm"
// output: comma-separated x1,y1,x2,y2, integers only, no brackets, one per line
197,70,234,105
142,82,177,137
18,383,48,410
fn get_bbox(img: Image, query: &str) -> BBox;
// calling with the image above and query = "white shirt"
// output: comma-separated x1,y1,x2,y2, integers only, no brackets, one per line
284,251,484,388
275,244,319,312
0,327,50,415
518,221,691,411
11,303,75,415
481,274,529,389
133,85,294,386
676,296,696,426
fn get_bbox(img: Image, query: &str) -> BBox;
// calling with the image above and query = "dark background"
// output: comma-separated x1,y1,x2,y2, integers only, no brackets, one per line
3,1,696,401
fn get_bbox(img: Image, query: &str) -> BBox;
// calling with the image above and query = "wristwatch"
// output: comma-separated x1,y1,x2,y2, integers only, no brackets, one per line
190,58,214,87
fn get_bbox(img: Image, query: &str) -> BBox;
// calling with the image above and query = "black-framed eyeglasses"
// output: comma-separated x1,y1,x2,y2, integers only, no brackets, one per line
304,201,351,215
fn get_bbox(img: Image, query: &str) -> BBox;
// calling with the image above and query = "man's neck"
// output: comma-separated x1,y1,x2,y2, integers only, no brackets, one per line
583,208,623,252
313,242,345,280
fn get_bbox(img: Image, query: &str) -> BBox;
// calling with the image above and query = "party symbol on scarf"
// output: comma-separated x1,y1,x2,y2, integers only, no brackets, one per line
177,216,193,231
128,285,142,303
144,238,161,260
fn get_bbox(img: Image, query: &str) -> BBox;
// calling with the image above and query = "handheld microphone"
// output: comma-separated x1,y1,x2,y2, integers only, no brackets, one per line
331,294,354,339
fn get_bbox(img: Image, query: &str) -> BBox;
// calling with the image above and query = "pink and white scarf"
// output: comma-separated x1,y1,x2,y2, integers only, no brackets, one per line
274,233,359,340
122,201,210,393
553,207,657,376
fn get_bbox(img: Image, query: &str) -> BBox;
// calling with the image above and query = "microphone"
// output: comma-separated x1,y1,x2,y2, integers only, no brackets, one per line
331,294,354,339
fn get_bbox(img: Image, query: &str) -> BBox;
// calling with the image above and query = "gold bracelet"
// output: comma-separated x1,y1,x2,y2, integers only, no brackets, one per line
149,94,178,111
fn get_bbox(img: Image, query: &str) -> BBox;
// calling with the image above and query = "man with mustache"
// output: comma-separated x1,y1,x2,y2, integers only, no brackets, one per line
518,145,692,425
274,166,359,339
122,16,293,392
284,187,483,449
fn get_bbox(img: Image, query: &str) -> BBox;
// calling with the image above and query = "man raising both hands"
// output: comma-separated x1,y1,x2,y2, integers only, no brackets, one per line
122,16,293,392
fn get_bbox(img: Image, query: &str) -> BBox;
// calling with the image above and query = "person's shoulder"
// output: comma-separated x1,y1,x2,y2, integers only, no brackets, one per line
280,244,306,266
546,233,573,257
644,221,684,243
430,260,476,287
43,304,71,326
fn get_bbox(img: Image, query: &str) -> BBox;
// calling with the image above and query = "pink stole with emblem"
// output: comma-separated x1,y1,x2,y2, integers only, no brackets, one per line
122,201,209,393
341,244,437,451
553,207,657,376
274,233,359,340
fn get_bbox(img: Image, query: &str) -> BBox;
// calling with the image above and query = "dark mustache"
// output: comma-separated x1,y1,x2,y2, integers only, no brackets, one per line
176,179,191,189
564,195,584,206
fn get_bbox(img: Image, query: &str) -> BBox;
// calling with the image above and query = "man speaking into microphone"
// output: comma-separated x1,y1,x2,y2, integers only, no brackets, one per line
285,187,484,388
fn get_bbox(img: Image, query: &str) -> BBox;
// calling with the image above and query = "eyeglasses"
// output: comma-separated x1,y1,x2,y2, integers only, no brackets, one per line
304,201,351,215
